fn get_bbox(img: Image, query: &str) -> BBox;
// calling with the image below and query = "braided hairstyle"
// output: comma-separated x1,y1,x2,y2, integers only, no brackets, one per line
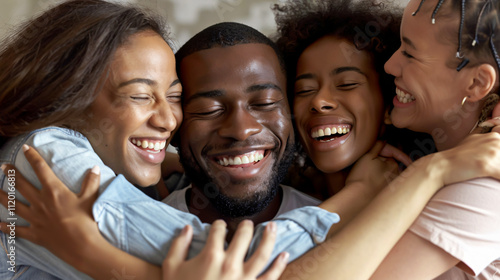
413,0,500,122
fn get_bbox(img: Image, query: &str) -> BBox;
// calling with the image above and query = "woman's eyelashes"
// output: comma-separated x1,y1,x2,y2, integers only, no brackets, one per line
294,82,361,95
402,50,414,59
337,82,360,90
130,94,152,102
166,92,182,103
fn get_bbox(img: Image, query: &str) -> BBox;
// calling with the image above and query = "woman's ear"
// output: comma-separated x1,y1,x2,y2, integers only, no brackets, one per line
467,63,497,102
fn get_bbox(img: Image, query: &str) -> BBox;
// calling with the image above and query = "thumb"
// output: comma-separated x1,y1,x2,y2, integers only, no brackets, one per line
78,165,100,201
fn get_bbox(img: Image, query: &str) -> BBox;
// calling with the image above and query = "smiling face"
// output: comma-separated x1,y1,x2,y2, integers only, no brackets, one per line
178,43,294,216
81,30,182,187
384,0,476,144
294,36,384,173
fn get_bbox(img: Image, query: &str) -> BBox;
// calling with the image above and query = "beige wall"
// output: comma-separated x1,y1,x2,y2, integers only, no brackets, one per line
0,0,407,48
0,0,280,48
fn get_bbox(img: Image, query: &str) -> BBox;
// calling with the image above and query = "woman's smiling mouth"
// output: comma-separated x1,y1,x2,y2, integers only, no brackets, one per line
310,124,351,142
131,138,167,153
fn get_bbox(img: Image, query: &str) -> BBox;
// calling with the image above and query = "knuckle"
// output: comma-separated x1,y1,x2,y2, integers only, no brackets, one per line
252,251,269,264
203,249,223,265
221,261,239,276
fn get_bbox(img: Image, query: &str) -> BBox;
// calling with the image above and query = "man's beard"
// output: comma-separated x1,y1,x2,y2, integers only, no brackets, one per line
178,139,296,218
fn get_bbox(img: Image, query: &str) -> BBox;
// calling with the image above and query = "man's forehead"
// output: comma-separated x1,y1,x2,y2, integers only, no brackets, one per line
179,43,285,97
180,43,280,71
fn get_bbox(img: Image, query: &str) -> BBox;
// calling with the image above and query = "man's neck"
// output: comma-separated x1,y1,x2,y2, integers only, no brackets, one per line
186,186,283,241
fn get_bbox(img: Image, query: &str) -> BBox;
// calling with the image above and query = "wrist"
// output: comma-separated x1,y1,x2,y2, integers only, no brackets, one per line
406,154,448,191
66,224,107,275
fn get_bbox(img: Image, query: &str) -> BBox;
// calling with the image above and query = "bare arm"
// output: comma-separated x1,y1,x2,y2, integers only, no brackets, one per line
320,141,404,236
281,132,500,279
0,145,287,280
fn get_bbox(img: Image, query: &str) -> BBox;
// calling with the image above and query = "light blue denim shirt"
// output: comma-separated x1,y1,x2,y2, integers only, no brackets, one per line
0,127,340,279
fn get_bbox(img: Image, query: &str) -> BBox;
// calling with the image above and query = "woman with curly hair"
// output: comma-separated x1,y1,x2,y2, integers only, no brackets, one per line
274,0,500,278
3,0,500,279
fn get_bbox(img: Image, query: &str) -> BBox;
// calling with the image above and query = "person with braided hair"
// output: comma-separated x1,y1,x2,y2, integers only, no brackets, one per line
375,0,500,278
316,0,500,278
271,0,500,279
3,0,500,279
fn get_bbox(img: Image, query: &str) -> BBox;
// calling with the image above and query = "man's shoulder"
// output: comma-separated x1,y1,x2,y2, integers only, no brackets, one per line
162,186,191,213
278,185,321,215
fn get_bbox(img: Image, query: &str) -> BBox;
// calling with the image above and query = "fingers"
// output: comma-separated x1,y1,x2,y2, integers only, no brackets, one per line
245,222,277,276
163,225,193,271
0,222,36,242
204,219,227,254
379,144,412,167
22,145,62,192
225,220,254,264
257,252,289,280
367,141,385,158
0,193,32,224
1,164,40,206
78,166,100,201
492,101,500,118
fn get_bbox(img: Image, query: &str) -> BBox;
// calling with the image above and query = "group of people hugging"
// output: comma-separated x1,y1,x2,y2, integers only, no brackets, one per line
1,0,500,279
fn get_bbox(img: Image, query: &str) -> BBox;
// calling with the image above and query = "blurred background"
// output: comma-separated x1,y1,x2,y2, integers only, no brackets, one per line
1,0,282,49
0,0,407,49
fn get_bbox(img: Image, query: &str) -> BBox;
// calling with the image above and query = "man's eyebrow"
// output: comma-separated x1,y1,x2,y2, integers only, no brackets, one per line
118,78,156,88
246,83,283,93
402,36,417,50
333,66,367,77
184,90,224,103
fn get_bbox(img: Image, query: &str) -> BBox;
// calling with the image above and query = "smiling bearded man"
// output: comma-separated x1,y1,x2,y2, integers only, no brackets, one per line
164,22,319,240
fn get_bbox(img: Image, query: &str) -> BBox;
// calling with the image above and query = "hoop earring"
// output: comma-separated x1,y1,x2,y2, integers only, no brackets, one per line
461,96,468,106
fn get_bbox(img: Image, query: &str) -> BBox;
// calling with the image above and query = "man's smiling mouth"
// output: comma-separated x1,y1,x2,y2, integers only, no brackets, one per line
214,150,265,166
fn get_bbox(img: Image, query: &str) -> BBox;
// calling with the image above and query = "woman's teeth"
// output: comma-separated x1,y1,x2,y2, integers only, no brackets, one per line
217,151,264,166
311,126,350,139
131,138,166,152
396,88,416,103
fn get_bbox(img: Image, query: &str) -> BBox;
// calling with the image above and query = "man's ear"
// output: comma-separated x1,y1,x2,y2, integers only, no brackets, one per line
466,63,497,102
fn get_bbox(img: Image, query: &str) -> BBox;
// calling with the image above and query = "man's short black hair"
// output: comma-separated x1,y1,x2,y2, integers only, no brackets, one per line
175,22,286,75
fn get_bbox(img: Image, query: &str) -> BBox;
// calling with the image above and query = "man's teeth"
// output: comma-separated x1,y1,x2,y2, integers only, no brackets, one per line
217,151,264,166
311,126,350,139
396,88,416,104
131,139,166,152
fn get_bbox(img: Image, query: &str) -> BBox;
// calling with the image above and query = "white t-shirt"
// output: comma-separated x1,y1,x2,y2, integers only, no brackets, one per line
409,178,500,279
162,184,320,217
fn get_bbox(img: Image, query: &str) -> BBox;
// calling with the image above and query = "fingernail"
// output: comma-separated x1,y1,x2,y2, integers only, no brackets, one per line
90,165,100,175
279,252,289,263
267,221,277,233
181,225,189,235
214,219,227,227
22,144,30,152
494,117,500,120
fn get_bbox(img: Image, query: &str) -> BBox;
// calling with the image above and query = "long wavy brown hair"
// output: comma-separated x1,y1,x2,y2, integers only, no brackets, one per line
0,0,170,146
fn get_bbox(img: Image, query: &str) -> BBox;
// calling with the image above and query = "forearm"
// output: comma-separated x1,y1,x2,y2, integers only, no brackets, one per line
281,155,447,279
69,233,162,280
318,182,374,236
